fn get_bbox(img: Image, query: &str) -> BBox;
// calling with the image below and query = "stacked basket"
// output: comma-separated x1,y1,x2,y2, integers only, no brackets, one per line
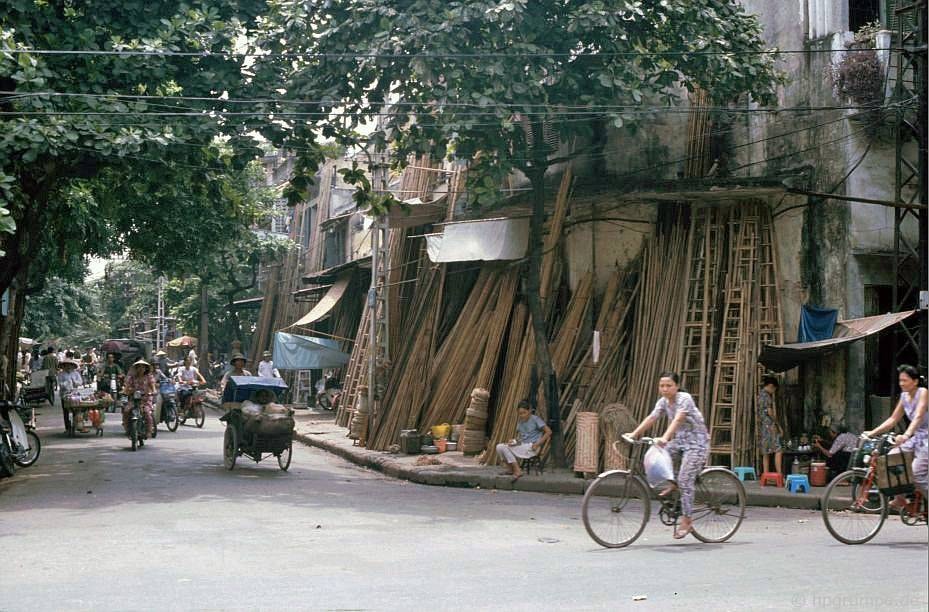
461,388,489,455
349,385,370,445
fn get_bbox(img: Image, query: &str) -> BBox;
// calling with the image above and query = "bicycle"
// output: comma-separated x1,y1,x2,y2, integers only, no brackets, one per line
821,434,927,545
581,435,746,548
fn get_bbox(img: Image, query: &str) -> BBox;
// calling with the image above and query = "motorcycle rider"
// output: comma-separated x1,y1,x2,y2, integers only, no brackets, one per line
122,360,156,438
175,356,206,413
97,352,124,394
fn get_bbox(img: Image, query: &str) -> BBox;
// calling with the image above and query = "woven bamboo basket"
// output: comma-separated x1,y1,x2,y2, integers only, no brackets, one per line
574,412,600,473
349,386,369,443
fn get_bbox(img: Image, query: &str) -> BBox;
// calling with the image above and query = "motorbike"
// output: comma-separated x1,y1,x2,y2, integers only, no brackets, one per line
127,390,149,451
0,397,41,476
158,379,179,434
315,377,342,411
175,382,206,428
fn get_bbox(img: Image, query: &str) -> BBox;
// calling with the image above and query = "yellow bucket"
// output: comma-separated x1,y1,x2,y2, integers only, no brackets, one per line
430,423,451,439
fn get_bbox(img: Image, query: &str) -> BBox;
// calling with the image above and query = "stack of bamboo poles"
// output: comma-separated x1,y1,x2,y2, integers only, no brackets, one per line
685,88,713,179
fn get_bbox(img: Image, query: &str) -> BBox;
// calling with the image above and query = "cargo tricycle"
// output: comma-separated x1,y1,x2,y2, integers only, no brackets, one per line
220,376,293,472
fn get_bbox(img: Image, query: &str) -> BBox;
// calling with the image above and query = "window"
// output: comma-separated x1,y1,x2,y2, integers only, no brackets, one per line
323,221,347,269
849,0,880,31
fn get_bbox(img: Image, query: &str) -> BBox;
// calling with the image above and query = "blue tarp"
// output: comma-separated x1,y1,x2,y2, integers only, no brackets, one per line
798,304,838,342
272,331,351,371
222,376,289,403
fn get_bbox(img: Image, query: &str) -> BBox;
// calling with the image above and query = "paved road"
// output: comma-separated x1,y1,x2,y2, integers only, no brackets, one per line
2,405,926,612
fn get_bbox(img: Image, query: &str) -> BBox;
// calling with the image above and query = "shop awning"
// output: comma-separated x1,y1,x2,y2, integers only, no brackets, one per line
272,332,350,370
285,275,350,328
425,216,530,263
758,310,917,372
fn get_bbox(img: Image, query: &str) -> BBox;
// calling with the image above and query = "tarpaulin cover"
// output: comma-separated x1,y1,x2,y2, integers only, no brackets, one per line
286,275,350,328
222,376,288,403
272,331,350,371
426,217,529,263
798,304,838,342
759,310,916,372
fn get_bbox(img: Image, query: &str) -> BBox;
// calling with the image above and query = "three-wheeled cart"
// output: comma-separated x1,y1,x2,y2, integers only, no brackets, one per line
220,376,293,471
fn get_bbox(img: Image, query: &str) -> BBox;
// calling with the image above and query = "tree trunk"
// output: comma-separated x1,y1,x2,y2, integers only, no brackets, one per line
0,274,28,399
198,281,210,362
526,165,565,468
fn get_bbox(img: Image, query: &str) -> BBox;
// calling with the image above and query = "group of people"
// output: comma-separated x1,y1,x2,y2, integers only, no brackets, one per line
494,365,928,541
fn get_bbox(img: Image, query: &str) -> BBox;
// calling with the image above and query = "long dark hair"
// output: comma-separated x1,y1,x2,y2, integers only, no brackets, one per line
898,364,926,387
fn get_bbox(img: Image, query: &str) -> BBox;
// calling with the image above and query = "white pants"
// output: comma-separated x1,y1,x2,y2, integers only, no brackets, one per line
496,443,536,464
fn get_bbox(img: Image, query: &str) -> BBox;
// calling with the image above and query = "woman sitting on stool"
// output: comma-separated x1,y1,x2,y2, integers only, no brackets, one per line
495,400,552,481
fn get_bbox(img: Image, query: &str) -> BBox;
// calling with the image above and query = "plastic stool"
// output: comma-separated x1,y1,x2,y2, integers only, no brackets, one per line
786,474,810,493
733,467,757,482
760,472,784,487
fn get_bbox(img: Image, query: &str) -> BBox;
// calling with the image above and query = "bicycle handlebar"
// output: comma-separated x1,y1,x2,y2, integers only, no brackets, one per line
621,434,656,445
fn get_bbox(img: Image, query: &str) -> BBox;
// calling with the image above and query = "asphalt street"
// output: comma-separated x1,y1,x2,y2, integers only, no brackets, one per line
2,404,926,612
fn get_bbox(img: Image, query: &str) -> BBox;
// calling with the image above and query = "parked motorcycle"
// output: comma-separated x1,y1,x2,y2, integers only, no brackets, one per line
0,398,41,475
127,390,148,451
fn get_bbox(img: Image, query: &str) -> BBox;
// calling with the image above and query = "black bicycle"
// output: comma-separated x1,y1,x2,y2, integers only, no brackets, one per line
581,436,746,548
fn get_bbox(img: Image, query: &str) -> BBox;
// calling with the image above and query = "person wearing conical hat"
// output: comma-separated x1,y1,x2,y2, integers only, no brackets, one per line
57,358,84,433
122,359,156,438
220,352,251,392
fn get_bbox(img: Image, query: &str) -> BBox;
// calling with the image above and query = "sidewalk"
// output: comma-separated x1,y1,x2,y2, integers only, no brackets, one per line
287,408,826,510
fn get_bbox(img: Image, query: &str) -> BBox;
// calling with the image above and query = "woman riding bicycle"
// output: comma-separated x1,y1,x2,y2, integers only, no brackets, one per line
862,364,928,505
625,371,709,539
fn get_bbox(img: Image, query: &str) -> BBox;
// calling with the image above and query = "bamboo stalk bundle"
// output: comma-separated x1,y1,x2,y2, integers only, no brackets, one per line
540,167,573,314
621,220,691,422
482,304,535,465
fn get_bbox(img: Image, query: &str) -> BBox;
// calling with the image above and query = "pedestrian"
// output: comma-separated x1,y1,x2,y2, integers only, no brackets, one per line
625,371,710,540
494,400,551,481
30,348,41,372
757,375,783,475
41,346,59,400
863,364,928,506
57,359,84,433
257,351,280,378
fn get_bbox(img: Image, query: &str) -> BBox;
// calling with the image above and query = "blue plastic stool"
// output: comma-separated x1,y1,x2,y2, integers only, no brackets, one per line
733,467,757,482
786,474,810,493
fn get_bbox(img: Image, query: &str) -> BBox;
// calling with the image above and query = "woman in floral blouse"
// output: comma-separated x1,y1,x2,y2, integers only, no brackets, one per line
626,371,710,540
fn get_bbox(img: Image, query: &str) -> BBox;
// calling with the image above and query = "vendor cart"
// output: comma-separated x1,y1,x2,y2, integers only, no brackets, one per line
219,376,293,471
62,389,111,437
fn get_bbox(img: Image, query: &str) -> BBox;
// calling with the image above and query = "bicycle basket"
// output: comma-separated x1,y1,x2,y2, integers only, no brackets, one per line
847,439,877,470
874,450,915,496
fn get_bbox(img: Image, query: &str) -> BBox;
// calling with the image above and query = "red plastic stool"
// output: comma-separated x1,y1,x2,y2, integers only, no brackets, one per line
760,472,784,487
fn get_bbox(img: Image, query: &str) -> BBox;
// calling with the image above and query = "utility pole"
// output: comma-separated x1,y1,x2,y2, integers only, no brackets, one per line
891,1,928,380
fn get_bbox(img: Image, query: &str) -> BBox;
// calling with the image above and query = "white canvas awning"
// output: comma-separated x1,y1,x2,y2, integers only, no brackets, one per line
426,217,529,263
286,275,351,328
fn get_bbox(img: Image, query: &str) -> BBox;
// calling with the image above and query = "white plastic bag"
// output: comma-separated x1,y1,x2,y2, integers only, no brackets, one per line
643,445,674,487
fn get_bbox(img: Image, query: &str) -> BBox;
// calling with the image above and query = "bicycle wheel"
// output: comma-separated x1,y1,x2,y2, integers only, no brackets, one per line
822,470,886,545
690,468,746,543
581,471,651,548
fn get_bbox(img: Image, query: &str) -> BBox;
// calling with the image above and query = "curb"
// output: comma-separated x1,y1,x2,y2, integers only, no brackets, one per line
291,430,822,509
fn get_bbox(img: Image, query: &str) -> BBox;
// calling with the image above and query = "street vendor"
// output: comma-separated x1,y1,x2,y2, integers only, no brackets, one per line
863,364,928,506
97,352,124,393
220,353,252,391
122,360,156,438
813,423,858,477
57,359,84,433
494,400,552,482
757,376,783,475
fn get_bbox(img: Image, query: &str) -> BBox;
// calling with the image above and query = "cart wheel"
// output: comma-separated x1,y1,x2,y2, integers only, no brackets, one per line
195,405,205,428
223,426,238,470
277,442,292,471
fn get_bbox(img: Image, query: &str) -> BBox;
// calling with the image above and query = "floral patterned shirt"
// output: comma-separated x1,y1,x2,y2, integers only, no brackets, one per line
649,391,709,452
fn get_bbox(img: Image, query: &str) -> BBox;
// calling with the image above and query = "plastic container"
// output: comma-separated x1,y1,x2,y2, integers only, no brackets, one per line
431,423,451,439
400,430,421,454
435,438,448,453
810,462,828,487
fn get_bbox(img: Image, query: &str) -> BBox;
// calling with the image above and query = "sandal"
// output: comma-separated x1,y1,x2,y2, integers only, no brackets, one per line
673,521,693,540
658,483,678,497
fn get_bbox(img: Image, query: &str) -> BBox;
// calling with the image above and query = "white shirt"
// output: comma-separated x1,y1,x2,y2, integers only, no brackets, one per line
57,370,84,393
257,360,279,378
177,366,201,383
